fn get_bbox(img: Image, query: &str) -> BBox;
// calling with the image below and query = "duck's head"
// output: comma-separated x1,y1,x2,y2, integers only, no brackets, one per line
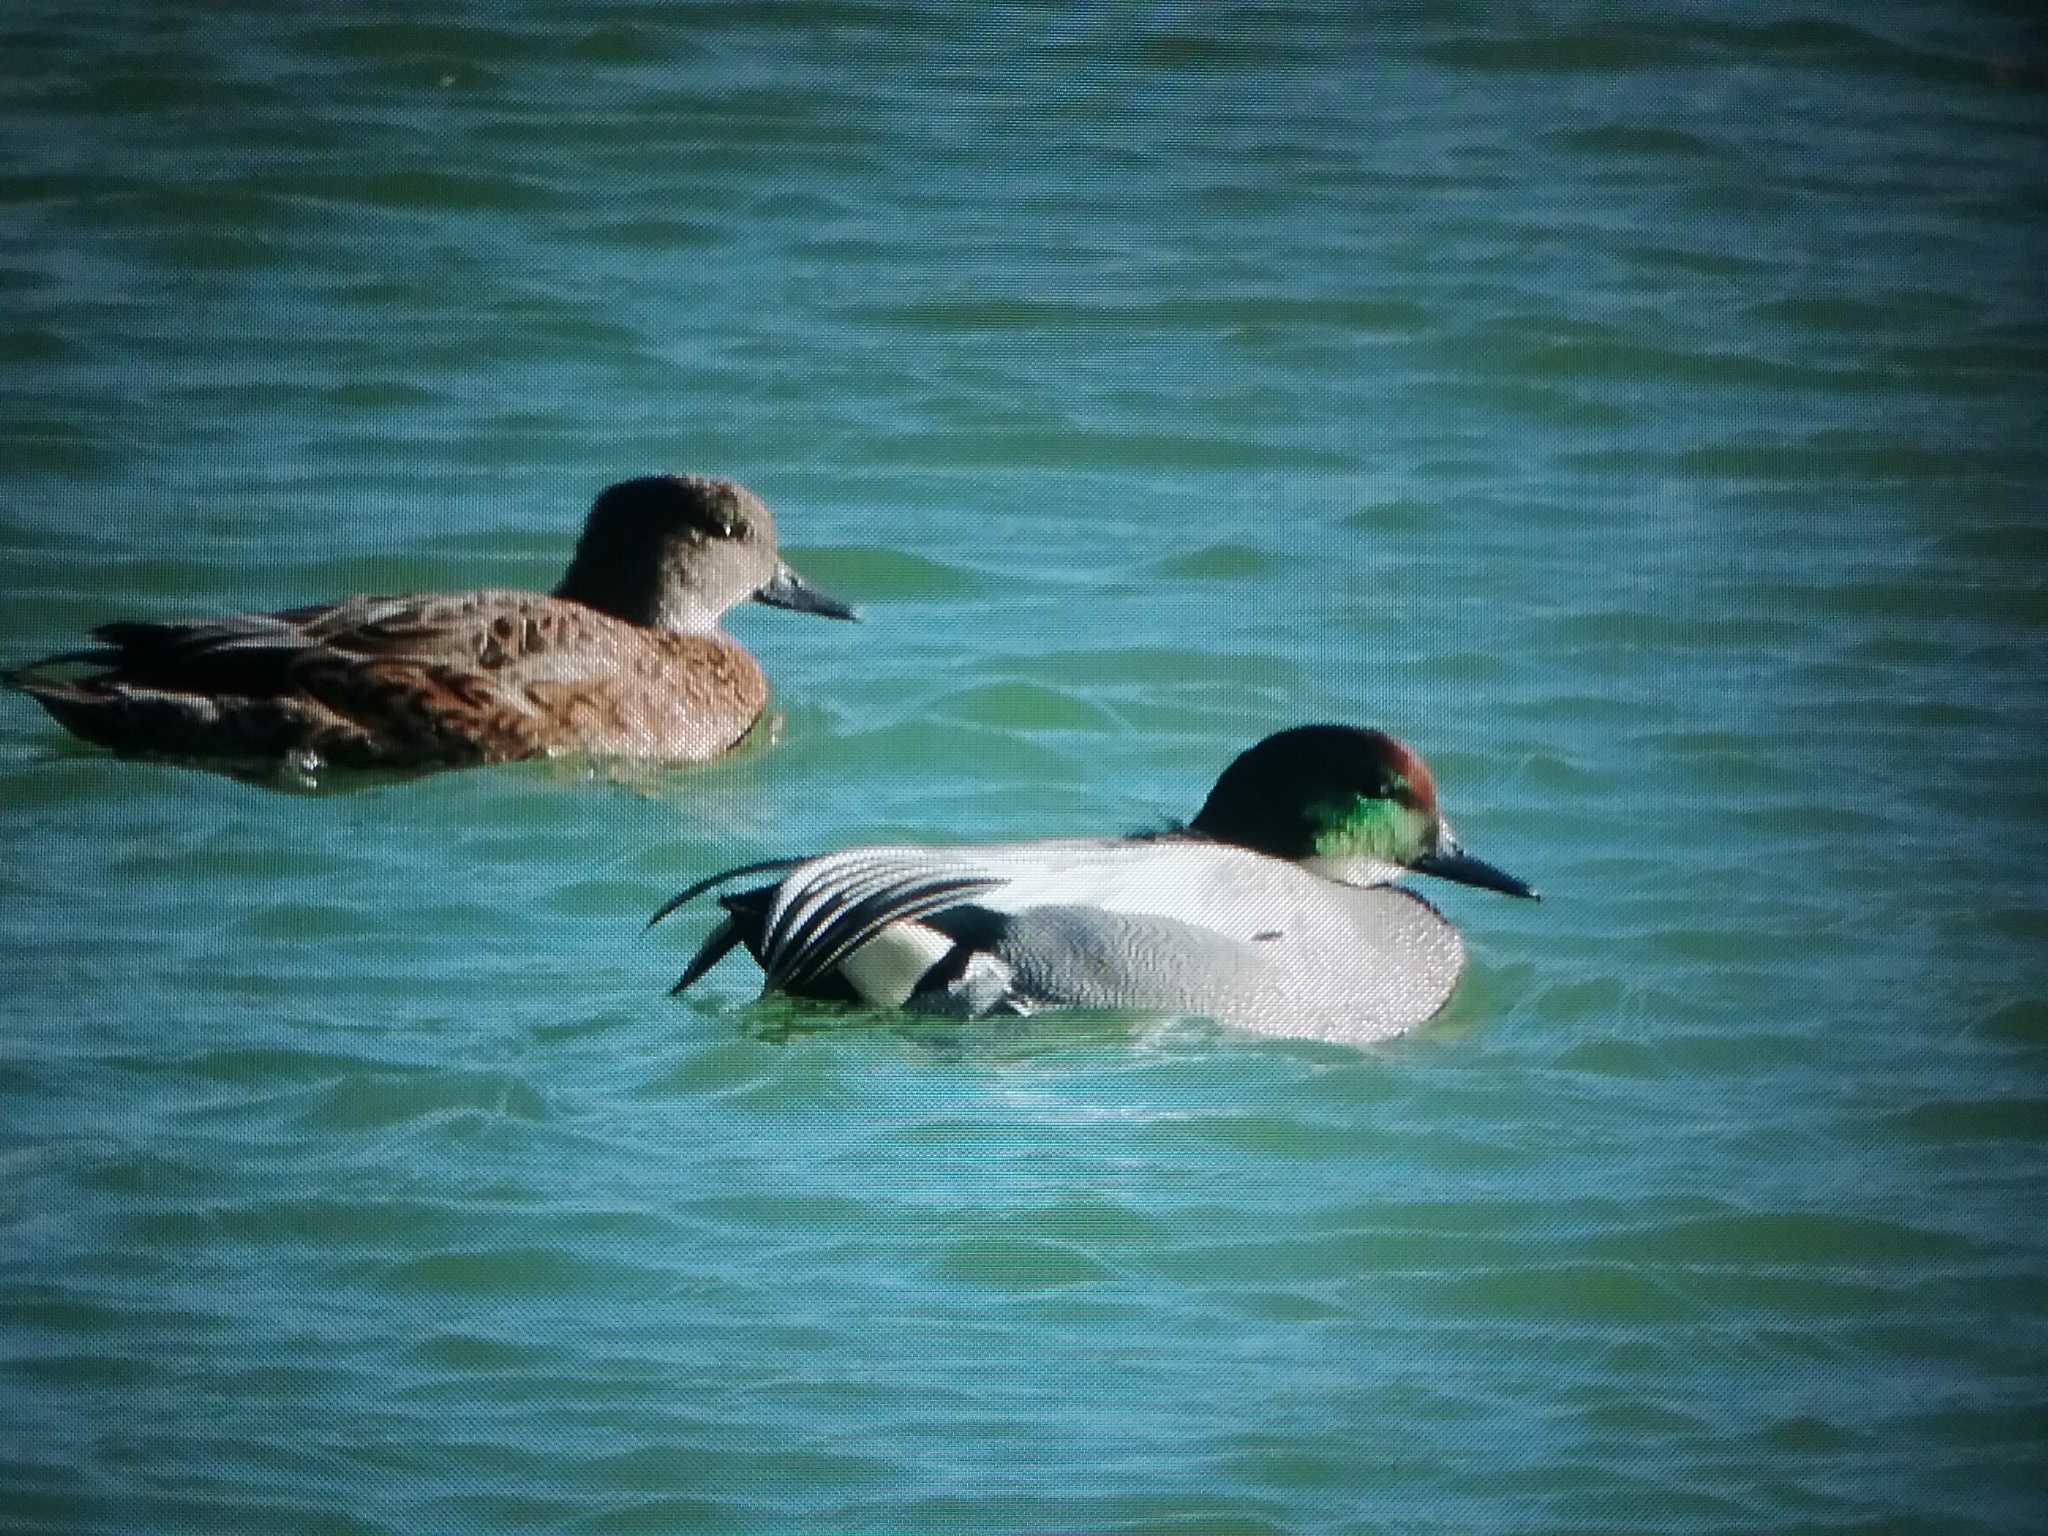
556,475,858,632
1188,724,1537,898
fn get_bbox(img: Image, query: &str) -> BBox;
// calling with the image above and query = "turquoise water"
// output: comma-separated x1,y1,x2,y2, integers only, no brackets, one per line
4,3,2047,1530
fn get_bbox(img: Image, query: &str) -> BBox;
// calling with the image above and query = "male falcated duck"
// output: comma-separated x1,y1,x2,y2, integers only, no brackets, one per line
6,474,856,771
655,725,1537,1044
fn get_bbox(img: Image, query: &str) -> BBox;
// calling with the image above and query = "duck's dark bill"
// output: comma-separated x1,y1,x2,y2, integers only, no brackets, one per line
754,562,858,620
1411,847,1539,900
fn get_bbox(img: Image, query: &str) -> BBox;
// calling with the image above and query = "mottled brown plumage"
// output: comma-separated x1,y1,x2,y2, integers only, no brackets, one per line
7,475,857,772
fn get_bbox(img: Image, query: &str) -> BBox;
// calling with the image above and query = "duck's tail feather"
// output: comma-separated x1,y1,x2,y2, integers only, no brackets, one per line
671,914,743,995
4,649,123,690
646,855,806,931
668,882,786,995
765,873,1001,993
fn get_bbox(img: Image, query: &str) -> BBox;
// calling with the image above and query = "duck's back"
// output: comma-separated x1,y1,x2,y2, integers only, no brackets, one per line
10,589,767,768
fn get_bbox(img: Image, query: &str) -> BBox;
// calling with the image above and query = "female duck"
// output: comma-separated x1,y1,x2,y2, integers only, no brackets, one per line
656,724,1537,1044
7,475,856,772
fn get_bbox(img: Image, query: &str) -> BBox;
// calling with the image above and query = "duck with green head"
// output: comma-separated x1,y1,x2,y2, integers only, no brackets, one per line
656,724,1537,1044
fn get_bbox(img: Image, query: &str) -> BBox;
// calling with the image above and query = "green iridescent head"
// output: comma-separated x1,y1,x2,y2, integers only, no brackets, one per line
1306,787,1435,866
1190,726,1440,862
1189,724,1538,899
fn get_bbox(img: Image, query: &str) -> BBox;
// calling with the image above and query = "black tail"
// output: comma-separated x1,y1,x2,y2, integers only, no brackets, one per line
4,648,123,691
669,884,790,996
653,858,807,998
646,855,806,932
671,914,743,995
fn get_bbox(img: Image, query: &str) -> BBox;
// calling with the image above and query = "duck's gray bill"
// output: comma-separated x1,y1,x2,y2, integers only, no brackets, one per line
1411,847,1539,900
754,562,858,621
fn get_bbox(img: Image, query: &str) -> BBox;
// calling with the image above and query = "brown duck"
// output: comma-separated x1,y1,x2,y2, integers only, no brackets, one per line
6,474,857,771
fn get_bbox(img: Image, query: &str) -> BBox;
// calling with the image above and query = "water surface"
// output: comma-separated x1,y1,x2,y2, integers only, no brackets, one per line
2,4,2046,1531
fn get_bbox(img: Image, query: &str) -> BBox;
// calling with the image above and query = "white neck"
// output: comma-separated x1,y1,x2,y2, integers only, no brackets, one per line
1296,851,1409,889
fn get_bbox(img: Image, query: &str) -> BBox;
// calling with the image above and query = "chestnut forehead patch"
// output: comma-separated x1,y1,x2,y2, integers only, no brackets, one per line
1382,735,1438,813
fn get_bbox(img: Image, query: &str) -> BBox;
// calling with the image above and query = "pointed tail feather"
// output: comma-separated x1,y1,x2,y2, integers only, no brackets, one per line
668,883,787,995
646,855,806,931
671,914,745,995
5,649,124,689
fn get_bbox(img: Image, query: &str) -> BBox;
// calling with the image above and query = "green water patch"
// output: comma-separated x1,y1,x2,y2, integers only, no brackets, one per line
1878,1095,2048,1145
1505,338,1835,393
471,305,644,352
0,417,106,478
1570,1397,1716,1438
861,427,1355,473
1752,295,1901,333
1154,541,1283,581
1533,978,1633,1024
295,18,564,63
355,59,511,92
1665,1268,1903,1318
1671,436,2048,484
1424,31,1694,72
69,554,298,602
1165,1112,1385,1162
930,681,1117,733
1620,239,1771,279
121,1196,504,1253
2,1287,226,1340
125,180,302,233
639,1035,860,1115
824,719,1077,787
290,169,561,215
680,1191,885,1234
413,523,570,560
55,64,253,116
0,752,159,811
9,1351,161,1389
565,22,671,64
1015,1196,1167,1248
323,379,448,412
1577,1210,1990,1267
785,543,982,602
239,901,392,944
573,215,724,250
1977,999,2048,1047
297,1068,551,1132
633,1040,778,1099
1420,649,1516,687
566,1495,741,1535
0,327,68,363
934,1234,1115,1289
1551,123,1731,160
863,294,1431,335
1756,574,2048,627
1032,645,1302,689
1419,1262,1700,1325
576,1443,897,1498
1342,497,1434,534
1879,338,2048,381
166,1044,394,1087
375,1245,661,1298
409,1332,554,1372
1426,377,1630,427
1211,1443,1357,1496
1932,520,2048,564
0,171,133,208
